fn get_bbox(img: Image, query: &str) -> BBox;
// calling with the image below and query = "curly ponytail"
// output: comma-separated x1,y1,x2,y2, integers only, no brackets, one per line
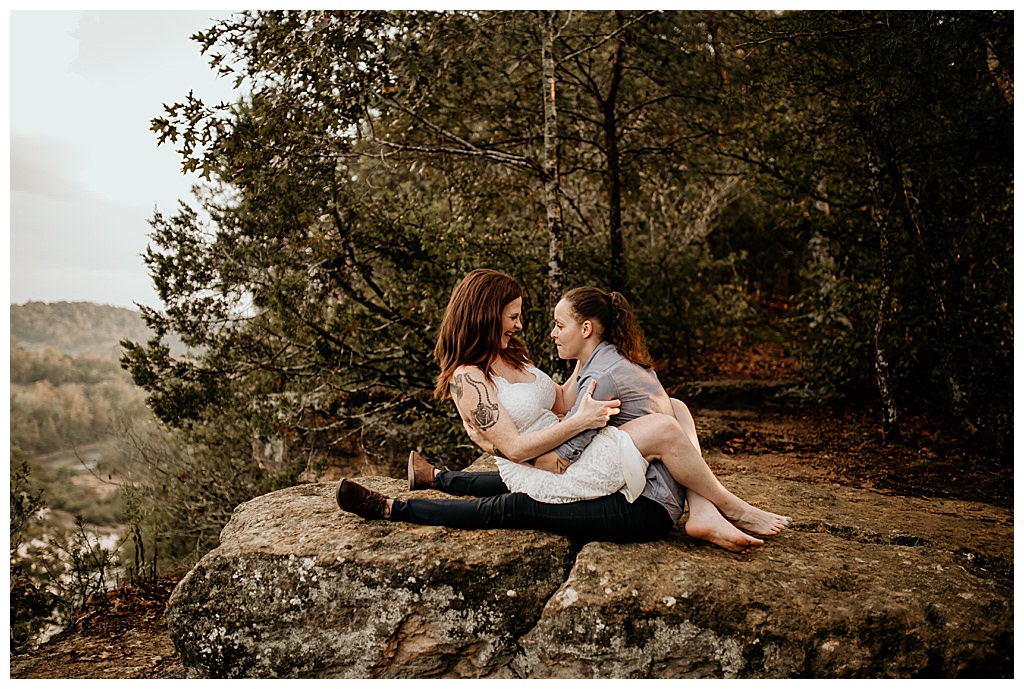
562,287,654,369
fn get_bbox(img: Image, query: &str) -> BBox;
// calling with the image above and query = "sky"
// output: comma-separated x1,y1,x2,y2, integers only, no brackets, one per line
8,10,241,310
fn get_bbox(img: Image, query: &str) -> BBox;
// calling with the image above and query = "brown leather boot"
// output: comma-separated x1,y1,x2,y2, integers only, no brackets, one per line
336,479,390,520
407,450,437,490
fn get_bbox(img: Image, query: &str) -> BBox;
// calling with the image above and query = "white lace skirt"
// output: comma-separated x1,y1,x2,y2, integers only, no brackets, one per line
496,426,648,504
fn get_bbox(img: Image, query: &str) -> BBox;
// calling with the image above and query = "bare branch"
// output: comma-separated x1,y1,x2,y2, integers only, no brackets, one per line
556,10,657,64
373,99,540,172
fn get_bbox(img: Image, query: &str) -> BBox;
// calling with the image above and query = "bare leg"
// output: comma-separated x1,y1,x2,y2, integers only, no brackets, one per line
622,413,790,537
666,399,765,551
670,398,702,454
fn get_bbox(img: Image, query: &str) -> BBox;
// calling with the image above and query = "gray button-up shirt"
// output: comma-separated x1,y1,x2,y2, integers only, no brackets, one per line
553,341,686,522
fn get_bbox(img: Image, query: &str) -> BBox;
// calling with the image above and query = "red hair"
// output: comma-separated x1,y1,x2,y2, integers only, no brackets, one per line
433,269,531,400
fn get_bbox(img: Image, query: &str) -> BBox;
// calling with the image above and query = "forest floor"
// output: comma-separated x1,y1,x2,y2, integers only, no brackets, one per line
9,344,1012,679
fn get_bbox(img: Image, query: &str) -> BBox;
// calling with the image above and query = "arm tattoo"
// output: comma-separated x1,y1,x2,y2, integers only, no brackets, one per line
463,374,499,429
450,373,465,401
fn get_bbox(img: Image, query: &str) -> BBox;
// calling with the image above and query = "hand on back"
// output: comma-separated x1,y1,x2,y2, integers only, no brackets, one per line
574,379,620,430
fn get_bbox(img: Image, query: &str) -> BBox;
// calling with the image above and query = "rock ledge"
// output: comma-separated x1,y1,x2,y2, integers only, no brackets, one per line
167,461,1012,678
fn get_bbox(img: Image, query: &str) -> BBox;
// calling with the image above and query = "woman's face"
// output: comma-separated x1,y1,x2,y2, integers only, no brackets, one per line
550,299,586,360
499,297,524,349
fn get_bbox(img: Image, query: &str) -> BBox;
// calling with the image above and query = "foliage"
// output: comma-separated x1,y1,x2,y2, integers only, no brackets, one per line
12,518,123,651
10,461,55,652
10,459,123,652
116,9,1012,569
9,310,160,648
44,519,122,620
128,9,760,443
118,412,281,572
10,346,150,456
10,460,45,550
722,10,1013,450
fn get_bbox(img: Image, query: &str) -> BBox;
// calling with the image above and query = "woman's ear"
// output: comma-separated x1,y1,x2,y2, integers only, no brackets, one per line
581,320,593,338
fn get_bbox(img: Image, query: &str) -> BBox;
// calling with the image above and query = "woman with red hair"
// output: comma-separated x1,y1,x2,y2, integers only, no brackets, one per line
338,269,789,552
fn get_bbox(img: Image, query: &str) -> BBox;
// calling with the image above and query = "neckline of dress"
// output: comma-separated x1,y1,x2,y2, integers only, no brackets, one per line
493,365,538,386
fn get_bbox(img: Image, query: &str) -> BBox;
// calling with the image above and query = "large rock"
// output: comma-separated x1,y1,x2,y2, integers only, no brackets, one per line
167,461,1012,678
166,475,576,678
514,478,1012,678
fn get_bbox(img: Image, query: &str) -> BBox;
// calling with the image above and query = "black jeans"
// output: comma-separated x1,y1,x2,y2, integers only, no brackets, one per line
390,470,674,543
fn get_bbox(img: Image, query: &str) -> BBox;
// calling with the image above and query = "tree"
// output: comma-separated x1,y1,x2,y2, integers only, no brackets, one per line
726,10,1013,449
130,9,746,444
126,10,801,474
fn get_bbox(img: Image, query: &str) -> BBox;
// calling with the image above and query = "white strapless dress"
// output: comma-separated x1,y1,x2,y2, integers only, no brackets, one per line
493,365,648,504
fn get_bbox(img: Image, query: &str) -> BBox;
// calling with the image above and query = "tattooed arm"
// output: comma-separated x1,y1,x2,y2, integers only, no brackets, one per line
449,366,619,463
460,417,569,474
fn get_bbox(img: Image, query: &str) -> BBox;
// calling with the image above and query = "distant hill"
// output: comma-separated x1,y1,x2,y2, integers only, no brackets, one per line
10,301,176,357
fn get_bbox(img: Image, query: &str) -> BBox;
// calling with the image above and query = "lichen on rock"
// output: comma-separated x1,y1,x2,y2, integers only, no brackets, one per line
167,478,577,678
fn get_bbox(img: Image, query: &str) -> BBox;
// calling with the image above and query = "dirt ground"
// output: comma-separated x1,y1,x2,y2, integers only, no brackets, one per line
9,346,1011,679
9,577,188,679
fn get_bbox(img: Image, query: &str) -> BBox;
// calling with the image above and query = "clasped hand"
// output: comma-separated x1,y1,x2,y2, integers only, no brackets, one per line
459,379,619,463
462,417,490,452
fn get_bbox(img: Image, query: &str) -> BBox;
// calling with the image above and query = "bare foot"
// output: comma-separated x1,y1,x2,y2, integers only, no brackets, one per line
724,502,791,537
685,510,765,554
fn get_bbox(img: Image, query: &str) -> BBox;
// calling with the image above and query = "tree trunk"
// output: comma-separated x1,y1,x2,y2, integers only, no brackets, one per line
603,12,626,294
984,38,1013,106
867,154,901,443
873,225,901,443
541,10,565,312
890,163,974,431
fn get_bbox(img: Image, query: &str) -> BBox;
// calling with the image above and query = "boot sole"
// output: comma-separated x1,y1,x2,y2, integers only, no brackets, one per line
335,478,347,511
407,450,417,491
